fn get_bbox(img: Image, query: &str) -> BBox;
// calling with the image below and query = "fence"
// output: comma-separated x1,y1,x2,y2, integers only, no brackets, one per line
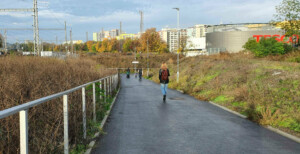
0,73,120,154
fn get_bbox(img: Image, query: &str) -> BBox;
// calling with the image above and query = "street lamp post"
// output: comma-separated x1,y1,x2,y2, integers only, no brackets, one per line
147,38,149,77
173,8,180,83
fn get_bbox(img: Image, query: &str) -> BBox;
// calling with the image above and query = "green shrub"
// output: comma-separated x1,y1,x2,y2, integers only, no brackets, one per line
243,37,292,57
243,38,259,51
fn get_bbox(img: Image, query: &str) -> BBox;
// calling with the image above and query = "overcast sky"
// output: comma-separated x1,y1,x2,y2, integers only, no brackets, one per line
0,0,282,43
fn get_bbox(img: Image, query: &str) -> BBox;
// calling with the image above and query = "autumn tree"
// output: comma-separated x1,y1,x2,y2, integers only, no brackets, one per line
274,0,300,46
108,38,119,52
86,41,95,52
80,43,88,51
95,41,101,52
53,45,61,51
139,28,168,53
123,38,133,52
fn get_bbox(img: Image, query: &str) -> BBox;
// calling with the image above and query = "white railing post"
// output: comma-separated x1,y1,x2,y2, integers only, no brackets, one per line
82,87,86,139
63,95,69,154
109,76,112,97
108,77,110,98
92,83,96,122
99,80,102,101
20,110,28,154
104,78,106,103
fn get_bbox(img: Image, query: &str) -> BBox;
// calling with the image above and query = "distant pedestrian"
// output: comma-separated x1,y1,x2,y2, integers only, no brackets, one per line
138,68,143,80
126,68,130,78
159,63,170,102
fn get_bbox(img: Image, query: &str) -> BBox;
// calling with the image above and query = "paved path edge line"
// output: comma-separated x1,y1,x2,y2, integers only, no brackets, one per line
84,86,121,154
265,126,300,143
208,101,300,144
208,101,247,119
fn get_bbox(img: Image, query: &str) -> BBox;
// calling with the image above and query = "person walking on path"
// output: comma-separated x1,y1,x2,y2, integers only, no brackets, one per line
138,68,143,80
126,68,130,78
159,63,170,102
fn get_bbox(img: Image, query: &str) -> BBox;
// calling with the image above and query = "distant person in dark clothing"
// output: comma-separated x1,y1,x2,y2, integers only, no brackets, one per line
126,68,130,78
159,63,170,102
138,68,143,80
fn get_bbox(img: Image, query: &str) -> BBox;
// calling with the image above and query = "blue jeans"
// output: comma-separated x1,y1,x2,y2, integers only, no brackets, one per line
160,84,168,95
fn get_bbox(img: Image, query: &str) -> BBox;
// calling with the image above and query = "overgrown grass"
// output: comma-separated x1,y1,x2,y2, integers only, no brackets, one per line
0,56,116,153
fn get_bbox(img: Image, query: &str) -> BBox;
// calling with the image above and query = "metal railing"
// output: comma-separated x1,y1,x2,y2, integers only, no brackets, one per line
0,73,120,154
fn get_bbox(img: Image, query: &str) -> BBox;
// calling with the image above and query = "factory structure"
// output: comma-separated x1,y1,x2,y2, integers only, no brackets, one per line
159,23,284,55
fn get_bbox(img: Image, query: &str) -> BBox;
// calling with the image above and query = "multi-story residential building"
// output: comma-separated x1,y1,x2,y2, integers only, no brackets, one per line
159,28,187,53
109,29,119,39
160,24,208,53
93,33,98,42
93,29,119,41
194,24,207,38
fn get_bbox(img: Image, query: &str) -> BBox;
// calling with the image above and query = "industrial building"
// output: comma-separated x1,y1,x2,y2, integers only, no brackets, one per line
206,23,283,53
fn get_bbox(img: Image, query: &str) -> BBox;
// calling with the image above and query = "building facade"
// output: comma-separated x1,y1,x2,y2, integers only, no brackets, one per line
206,23,283,53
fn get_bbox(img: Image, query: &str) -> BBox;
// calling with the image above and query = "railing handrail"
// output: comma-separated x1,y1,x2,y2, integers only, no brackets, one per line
0,74,116,119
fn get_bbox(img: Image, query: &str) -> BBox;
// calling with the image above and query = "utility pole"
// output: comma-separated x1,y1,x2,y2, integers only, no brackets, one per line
33,0,39,56
86,32,88,42
70,29,73,54
139,11,144,34
102,28,104,40
64,21,67,52
0,0,39,56
4,29,7,53
120,21,122,35
147,39,149,77
41,39,43,51
56,36,58,45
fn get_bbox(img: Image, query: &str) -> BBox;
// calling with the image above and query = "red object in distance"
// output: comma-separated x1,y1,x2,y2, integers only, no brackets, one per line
253,35,299,43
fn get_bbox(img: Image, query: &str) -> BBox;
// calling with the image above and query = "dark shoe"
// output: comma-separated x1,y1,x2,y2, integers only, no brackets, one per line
163,95,166,101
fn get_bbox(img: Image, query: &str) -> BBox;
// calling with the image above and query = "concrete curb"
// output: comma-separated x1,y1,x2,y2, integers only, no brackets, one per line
265,126,300,143
208,101,247,119
84,87,121,154
208,101,300,144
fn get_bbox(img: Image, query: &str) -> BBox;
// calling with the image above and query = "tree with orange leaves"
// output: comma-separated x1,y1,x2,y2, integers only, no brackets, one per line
86,41,95,52
139,28,168,53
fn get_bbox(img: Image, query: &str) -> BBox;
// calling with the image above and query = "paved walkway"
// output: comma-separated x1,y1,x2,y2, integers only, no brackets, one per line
92,75,300,154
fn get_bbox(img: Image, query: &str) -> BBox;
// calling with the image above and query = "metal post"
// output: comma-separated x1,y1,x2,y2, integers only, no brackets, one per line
104,78,106,103
70,29,73,54
4,29,7,53
65,21,67,52
99,80,103,101
147,39,149,77
33,0,40,56
20,110,28,154
177,8,180,83
109,77,111,97
86,32,88,42
110,76,112,95
82,87,86,139
92,83,96,122
63,95,69,154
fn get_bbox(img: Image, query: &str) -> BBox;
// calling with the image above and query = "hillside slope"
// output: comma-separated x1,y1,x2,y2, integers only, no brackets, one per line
149,53,300,137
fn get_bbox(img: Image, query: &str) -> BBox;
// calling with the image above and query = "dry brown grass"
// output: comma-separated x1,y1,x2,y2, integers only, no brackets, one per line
0,56,114,153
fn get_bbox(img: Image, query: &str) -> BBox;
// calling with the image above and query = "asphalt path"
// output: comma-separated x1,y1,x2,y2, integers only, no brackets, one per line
92,74,300,154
